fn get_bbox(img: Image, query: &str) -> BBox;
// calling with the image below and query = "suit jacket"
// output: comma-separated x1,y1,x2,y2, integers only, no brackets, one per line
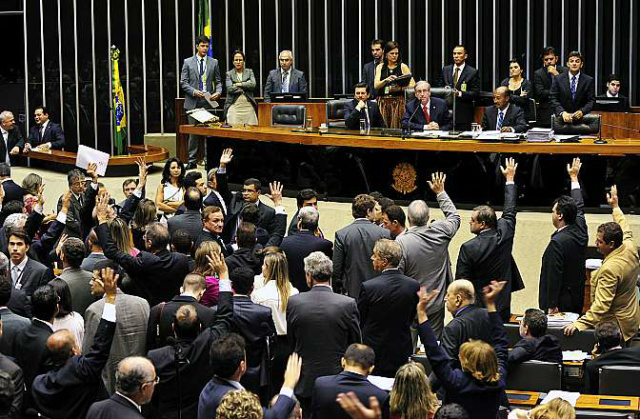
203,171,232,219
401,97,452,131
287,286,361,397
194,229,233,257
33,317,116,419
225,245,263,275
344,99,386,130
362,60,381,99
14,257,53,298
481,104,528,133
575,208,640,341
358,269,419,376
440,64,480,124
441,305,492,361
539,187,588,313
223,194,285,247
0,307,30,357
0,354,23,417
224,68,258,118
27,121,65,150
59,267,97,315
0,127,25,166
148,290,234,419
534,65,566,126
84,290,150,395
12,319,53,410
263,68,308,101
508,335,562,365
333,219,390,297
312,371,390,419
585,346,640,394
280,230,333,292
549,71,596,116
86,393,144,419
456,184,524,319
97,223,190,306
180,55,222,110
1,179,23,205
80,252,108,272
146,294,217,351
232,296,276,391
167,209,203,243
7,286,32,318
56,184,99,240
396,192,461,314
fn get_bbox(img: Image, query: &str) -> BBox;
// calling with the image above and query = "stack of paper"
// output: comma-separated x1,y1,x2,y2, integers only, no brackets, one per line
527,128,553,142
547,312,580,327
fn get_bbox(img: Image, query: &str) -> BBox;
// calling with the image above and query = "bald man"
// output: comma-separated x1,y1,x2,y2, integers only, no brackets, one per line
87,356,157,418
32,266,119,419
481,86,527,133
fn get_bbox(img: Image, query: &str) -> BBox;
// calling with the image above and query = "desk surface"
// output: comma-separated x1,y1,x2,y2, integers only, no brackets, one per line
180,125,640,155
507,391,640,411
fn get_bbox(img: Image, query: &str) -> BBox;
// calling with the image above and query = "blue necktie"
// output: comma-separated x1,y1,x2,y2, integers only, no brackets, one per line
199,58,204,91
282,72,289,93
570,75,577,101
497,110,504,130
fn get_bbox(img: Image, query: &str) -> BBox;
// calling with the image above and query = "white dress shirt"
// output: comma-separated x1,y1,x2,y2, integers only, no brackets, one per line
252,281,300,335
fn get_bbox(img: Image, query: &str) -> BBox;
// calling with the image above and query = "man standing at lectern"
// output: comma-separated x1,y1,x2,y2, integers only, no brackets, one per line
26,106,65,152
263,50,308,102
180,35,222,170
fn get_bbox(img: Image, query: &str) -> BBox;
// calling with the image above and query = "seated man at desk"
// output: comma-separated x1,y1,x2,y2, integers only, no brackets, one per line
26,106,65,151
263,50,308,101
597,74,630,112
508,308,562,365
343,83,386,130
549,51,595,124
401,81,451,132
481,86,527,133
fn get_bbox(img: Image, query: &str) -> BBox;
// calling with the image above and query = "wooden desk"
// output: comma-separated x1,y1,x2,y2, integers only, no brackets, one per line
507,390,541,406
506,391,640,412
257,102,327,127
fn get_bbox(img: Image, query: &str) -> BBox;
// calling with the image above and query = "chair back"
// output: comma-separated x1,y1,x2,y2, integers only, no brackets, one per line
551,113,601,135
599,366,640,396
271,105,307,127
507,360,562,392
326,99,352,128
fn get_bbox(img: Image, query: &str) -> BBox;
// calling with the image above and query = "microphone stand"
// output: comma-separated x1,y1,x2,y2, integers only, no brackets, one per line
448,85,460,136
402,99,422,140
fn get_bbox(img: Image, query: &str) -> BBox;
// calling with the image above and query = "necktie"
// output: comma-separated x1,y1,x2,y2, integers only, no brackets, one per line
497,110,504,130
363,106,370,126
39,125,44,141
199,58,204,91
570,75,577,101
423,105,431,123
282,72,289,93
453,67,460,87
78,195,84,207
11,266,20,285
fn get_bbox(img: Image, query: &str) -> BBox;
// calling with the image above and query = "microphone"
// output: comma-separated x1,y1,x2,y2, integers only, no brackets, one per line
403,98,422,138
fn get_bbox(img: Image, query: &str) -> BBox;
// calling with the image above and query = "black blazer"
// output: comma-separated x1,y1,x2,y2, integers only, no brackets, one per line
508,335,562,365
362,60,380,99
533,65,566,105
15,257,53,298
203,171,232,216
0,127,25,165
550,72,596,116
32,318,116,419
343,99,386,130
287,286,362,397
225,245,264,276
440,64,480,124
12,319,53,410
223,194,283,245
311,371,390,419
87,393,144,419
194,229,233,257
0,307,30,357
455,184,524,320
585,346,640,394
539,187,588,313
358,269,419,376
441,305,492,360
56,183,99,240
7,286,32,318
167,210,203,243
1,179,23,205
280,230,333,292
27,121,65,150
401,97,452,131
481,104,528,133
0,354,23,418
499,78,533,110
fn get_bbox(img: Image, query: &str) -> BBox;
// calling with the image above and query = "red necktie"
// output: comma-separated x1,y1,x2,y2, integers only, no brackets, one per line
423,105,431,123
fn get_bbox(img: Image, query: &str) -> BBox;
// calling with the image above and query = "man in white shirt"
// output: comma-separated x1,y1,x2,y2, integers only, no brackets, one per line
0,111,25,165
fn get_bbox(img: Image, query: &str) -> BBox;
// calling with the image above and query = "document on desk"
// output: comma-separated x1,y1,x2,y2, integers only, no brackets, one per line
411,130,449,138
541,391,580,406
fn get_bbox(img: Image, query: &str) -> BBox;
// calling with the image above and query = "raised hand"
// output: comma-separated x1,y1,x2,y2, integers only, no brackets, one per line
269,181,284,207
482,280,507,312
101,267,119,304
96,193,111,224
206,251,229,279
36,183,46,207
416,286,439,324
282,353,302,390
607,185,619,209
61,190,73,213
136,156,147,188
86,162,99,183
219,148,234,167
500,157,518,182
336,393,382,419
566,157,582,181
427,172,446,195
56,233,68,257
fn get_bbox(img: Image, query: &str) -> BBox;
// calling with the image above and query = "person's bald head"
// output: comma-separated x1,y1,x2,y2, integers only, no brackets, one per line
116,357,157,405
173,304,201,339
445,279,476,315
46,330,80,367
493,86,511,109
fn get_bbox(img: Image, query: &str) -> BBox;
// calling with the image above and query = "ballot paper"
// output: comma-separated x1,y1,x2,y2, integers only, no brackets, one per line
75,145,110,176
541,391,580,406
203,92,220,108
367,375,394,391
562,350,590,362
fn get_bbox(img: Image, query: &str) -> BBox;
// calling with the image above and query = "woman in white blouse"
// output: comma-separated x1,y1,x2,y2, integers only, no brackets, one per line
50,278,85,348
251,248,299,391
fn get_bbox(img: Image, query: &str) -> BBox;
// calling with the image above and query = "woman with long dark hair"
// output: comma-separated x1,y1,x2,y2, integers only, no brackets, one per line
155,157,185,219
374,41,415,128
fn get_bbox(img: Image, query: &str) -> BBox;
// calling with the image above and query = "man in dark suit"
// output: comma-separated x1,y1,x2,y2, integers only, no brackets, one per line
168,187,203,242
12,284,57,411
455,158,524,321
86,357,157,419
439,45,480,131
197,333,299,419
287,251,361,410
539,158,588,314
56,166,100,240
31,266,119,419
240,204,287,248
598,73,630,111
287,188,323,237
401,81,452,132
585,321,640,394
533,46,566,127
344,83,386,130
0,276,30,357
147,266,235,419
26,106,65,151
381,205,406,239
509,308,562,365
358,239,418,378
264,50,308,101
0,111,25,166
311,344,389,419
180,35,222,169
8,229,53,298
195,206,233,256
230,267,276,396
0,355,23,418
59,237,96,315
281,207,332,292
481,87,528,133
550,51,596,124
0,164,23,205
225,223,263,275
333,194,390,297
362,39,384,100
203,148,233,217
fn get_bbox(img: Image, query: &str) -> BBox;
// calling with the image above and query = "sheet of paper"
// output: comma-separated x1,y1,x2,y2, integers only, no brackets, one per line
203,92,220,108
367,375,394,391
562,351,590,362
541,391,580,406
586,258,603,270
188,108,218,123
75,145,110,176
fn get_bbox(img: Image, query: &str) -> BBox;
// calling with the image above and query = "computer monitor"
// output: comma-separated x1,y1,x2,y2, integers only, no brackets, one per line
269,92,308,102
594,96,629,112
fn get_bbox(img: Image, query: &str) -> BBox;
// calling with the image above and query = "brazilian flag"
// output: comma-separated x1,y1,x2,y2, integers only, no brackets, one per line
198,0,213,57
110,46,127,155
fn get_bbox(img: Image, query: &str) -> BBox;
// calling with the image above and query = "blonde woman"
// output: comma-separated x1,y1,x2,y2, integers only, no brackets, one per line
509,397,576,419
390,362,439,419
193,241,224,307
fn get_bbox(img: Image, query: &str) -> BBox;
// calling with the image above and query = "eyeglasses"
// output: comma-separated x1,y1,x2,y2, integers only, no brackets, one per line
142,376,160,386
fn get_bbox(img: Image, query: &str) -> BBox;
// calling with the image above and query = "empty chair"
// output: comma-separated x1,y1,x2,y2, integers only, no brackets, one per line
326,99,351,128
271,104,307,127
551,113,601,135
506,360,562,392
599,366,640,396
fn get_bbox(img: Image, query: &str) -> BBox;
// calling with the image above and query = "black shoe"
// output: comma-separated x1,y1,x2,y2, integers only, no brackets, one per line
185,162,197,170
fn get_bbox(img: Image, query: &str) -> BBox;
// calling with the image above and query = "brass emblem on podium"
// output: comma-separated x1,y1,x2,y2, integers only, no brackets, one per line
391,162,418,195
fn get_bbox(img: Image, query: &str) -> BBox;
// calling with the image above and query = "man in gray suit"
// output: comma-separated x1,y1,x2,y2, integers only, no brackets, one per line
167,187,203,243
333,194,390,298
0,276,30,357
263,50,308,102
396,173,461,338
59,237,96,315
180,34,222,170
84,259,150,395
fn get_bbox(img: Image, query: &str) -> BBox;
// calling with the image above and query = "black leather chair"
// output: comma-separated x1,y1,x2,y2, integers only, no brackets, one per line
325,99,352,128
505,322,595,352
271,105,306,127
410,354,432,375
551,113,601,135
506,360,562,392
526,98,537,126
599,366,640,396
